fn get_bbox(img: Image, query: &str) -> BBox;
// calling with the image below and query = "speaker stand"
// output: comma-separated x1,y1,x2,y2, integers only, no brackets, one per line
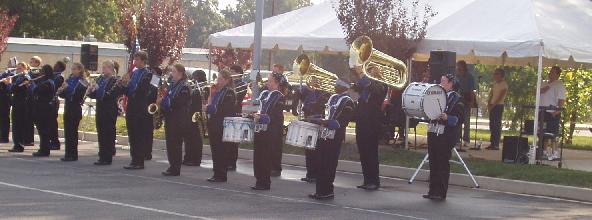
81,104,95,141
408,148,480,188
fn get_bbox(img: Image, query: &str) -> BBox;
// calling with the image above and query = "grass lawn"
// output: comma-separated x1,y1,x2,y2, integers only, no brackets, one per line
60,114,592,189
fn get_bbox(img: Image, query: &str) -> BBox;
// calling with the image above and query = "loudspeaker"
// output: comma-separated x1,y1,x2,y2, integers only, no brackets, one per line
428,51,456,83
502,136,529,164
81,44,98,71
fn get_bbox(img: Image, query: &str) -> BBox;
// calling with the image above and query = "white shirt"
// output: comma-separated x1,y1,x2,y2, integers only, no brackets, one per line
540,80,567,112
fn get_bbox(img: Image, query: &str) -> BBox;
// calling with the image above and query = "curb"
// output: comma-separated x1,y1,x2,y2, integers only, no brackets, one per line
59,129,592,202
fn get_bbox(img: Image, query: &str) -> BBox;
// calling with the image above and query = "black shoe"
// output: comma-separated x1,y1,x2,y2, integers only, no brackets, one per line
182,161,201,166
32,151,50,157
356,184,367,189
94,161,112,165
422,194,445,200
207,177,227,182
300,177,316,183
145,154,152,160
8,147,24,153
227,165,237,171
124,164,145,170
309,193,334,200
364,183,379,190
250,185,270,190
270,170,282,177
60,157,77,162
162,170,180,176
24,142,34,147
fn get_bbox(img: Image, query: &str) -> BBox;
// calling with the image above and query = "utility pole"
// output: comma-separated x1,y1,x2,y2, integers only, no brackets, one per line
250,0,264,103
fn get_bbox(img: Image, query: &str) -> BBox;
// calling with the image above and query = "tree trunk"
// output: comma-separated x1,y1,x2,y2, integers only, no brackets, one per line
567,110,577,144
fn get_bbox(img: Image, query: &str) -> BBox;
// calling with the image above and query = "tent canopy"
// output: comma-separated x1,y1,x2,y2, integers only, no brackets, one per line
209,0,592,66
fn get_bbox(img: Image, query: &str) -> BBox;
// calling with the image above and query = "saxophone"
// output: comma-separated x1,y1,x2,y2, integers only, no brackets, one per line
148,74,168,130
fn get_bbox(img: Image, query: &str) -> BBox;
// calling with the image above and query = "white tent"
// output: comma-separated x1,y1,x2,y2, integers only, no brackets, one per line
210,0,592,66
209,0,592,163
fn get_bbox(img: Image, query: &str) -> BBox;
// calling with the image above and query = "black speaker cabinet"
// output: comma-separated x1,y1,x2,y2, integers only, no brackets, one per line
428,51,456,84
502,136,529,164
81,44,98,71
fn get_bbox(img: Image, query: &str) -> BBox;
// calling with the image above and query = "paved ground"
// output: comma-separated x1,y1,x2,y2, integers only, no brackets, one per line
1,140,591,219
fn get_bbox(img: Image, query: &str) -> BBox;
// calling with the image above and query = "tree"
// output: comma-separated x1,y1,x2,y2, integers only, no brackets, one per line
0,8,18,60
335,0,436,61
184,0,230,48
211,47,252,71
0,0,119,42
137,0,193,69
560,67,592,144
117,0,144,53
221,0,311,27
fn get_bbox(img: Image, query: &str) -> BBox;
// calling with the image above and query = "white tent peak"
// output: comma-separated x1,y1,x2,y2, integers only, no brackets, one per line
209,0,592,66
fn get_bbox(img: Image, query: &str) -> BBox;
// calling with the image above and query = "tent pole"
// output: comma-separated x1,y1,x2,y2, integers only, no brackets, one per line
405,58,412,150
531,42,544,164
208,44,212,83
250,0,264,103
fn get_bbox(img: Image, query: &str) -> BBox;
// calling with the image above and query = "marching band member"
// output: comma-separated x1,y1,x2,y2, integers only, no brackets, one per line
27,65,56,156
251,72,287,190
270,64,286,177
58,63,88,161
309,79,355,200
228,65,247,171
48,61,66,150
4,62,30,152
161,64,193,176
206,69,236,182
118,51,157,170
182,70,205,167
24,56,43,146
0,58,17,143
296,77,331,183
87,60,121,165
351,66,387,190
423,74,464,201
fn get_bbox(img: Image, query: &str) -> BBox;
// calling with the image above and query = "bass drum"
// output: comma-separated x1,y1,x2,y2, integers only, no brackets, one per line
402,82,447,120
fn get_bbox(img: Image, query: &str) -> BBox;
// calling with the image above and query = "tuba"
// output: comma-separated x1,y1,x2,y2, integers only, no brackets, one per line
350,36,408,89
292,54,338,94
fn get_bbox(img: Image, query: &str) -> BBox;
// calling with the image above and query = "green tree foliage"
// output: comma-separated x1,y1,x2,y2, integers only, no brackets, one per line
559,67,592,144
0,0,119,42
221,0,311,27
185,0,229,48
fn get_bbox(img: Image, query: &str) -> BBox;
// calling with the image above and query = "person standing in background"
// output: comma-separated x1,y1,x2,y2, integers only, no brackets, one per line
539,66,566,160
182,70,205,167
27,65,56,157
485,68,508,150
24,56,43,146
455,60,476,152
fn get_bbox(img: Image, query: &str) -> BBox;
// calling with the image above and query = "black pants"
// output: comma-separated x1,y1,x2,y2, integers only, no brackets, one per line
11,103,27,148
34,104,52,154
64,105,82,158
270,129,284,172
228,143,239,168
96,109,116,162
0,95,10,142
24,101,35,144
356,123,380,185
126,113,153,166
208,121,231,179
254,130,275,187
427,132,454,198
315,138,342,195
48,98,60,148
165,120,192,172
489,105,504,147
305,149,318,179
183,123,203,163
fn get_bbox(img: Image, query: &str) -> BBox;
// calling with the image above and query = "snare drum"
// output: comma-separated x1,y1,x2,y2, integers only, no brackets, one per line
402,82,447,120
222,117,255,143
285,120,321,149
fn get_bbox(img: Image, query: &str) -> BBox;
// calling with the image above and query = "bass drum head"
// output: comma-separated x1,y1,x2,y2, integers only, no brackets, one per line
422,84,447,120
402,82,429,119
